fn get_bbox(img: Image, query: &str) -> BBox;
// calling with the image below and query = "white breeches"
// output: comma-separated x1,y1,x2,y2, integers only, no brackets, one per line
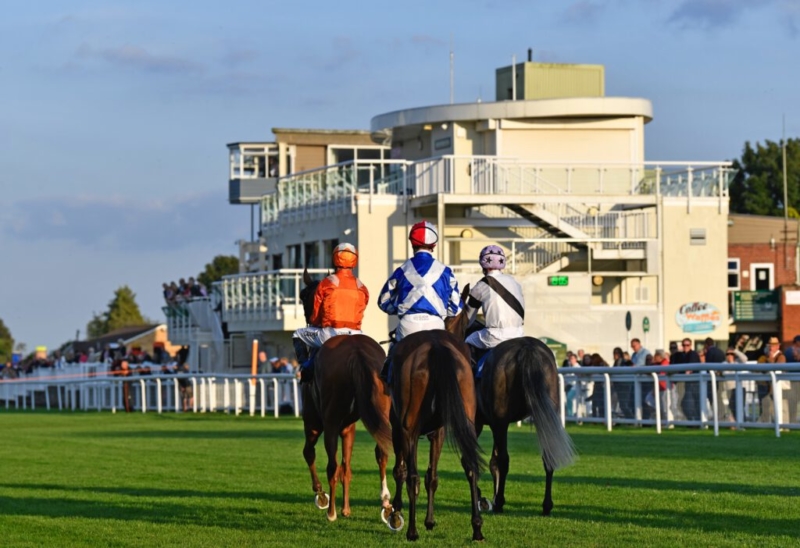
396,313,445,342
465,326,524,349
293,326,362,348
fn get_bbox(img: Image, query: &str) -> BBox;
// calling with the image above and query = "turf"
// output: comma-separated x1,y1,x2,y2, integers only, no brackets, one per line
0,412,798,547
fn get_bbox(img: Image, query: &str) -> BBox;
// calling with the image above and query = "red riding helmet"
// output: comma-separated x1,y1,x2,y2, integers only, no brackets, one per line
409,221,438,248
332,243,358,269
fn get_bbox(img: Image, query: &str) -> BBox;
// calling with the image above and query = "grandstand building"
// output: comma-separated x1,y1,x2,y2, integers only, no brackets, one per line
166,62,734,369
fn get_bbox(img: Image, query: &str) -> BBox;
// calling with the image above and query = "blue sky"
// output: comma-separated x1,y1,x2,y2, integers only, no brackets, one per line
1,0,799,351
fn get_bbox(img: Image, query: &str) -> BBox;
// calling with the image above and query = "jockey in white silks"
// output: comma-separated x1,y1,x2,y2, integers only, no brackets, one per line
463,245,525,366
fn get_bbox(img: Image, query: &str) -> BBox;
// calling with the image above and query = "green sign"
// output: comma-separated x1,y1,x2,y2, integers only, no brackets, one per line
643,317,650,333
540,337,567,365
732,291,778,321
547,275,569,287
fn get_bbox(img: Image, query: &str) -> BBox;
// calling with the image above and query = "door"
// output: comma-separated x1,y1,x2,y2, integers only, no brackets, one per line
750,263,774,291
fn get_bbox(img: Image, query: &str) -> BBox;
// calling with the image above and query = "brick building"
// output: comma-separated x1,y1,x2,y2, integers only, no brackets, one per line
728,214,800,347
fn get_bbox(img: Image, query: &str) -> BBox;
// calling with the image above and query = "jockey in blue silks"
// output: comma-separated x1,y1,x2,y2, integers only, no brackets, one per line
378,220,462,383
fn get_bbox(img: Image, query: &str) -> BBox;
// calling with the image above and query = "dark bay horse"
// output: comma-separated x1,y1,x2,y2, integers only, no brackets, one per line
472,337,577,516
386,285,486,542
299,270,393,522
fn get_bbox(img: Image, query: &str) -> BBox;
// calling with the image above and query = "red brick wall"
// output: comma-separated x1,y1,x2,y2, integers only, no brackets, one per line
728,243,797,290
780,285,800,344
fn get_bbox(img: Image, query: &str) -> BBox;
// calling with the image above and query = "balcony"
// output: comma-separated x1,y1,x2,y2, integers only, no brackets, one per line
261,155,735,231
731,290,779,322
219,269,330,332
228,142,278,204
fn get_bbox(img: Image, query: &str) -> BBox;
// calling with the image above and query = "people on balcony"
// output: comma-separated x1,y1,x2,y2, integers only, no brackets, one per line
293,243,369,383
462,245,525,374
378,221,462,383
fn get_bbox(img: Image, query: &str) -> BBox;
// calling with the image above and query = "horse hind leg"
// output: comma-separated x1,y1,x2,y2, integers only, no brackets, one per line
424,428,444,531
405,435,421,541
303,426,327,509
375,444,391,522
388,417,407,532
340,424,356,518
491,424,510,513
542,458,554,517
323,428,341,522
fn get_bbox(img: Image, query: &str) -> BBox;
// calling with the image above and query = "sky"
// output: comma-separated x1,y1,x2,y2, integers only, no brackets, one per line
1,0,799,352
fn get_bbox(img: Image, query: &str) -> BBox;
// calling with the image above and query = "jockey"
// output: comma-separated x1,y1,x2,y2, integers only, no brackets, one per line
464,245,525,369
378,220,462,381
292,243,369,383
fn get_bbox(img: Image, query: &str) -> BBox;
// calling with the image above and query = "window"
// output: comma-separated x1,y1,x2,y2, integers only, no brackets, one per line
272,254,283,270
304,241,320,269
727,258,740,290
287,244,302,269
690,228,706,246
323,239,340,268
634,286,650,303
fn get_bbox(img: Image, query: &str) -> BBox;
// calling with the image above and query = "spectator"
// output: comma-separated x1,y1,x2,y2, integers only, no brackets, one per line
612,346,635,419
178,363,193,411
784,336,800,424
589,353,609,418
672,338,702,421
563,353,581,417
759,336,787,423
630,338,650,367
723,347,748,423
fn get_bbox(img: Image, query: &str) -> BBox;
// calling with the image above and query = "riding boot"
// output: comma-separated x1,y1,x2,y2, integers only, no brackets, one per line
293,338,311,384
380,343,394,395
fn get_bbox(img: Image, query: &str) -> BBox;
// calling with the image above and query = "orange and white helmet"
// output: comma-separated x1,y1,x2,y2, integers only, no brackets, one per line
409,221,438,248
332,243,358,269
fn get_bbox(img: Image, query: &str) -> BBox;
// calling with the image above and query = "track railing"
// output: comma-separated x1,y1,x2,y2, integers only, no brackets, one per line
0,373,301,418
558,363,800,437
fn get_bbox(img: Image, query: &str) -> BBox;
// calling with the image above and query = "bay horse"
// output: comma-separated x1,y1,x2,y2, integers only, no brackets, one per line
299,270,393,522
470,336,577,516
385,285,487,542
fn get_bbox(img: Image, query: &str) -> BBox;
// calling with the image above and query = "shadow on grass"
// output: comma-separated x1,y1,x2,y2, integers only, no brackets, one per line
557,503,800,540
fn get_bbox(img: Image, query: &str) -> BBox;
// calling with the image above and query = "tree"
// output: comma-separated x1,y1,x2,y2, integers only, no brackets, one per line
106,286,146,332
198,255,240,288
729,138,800,216
0,318,13,363
86,312,108,339
86,286,147,339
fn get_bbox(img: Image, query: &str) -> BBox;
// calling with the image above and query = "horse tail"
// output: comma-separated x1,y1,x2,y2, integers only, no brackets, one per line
351,344,392,455
517,338,577,471
429,341,486,473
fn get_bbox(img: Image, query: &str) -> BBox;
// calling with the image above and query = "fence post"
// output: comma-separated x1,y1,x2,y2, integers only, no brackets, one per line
139,379,147,413
558,374,566,427
709,371,719,437
699,373,708,428
770,372,782,437
260,378,266,418
603,373,612,432
651,373,661,434
192,378,198,413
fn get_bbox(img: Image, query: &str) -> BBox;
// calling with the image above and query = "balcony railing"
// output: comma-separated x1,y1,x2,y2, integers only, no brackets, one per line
260,155,734,231
219,269,330,324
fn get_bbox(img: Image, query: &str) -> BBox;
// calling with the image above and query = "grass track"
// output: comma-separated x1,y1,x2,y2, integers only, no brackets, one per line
1,412,799,547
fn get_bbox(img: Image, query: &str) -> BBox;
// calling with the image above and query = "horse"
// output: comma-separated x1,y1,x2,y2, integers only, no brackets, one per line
385,285,486,542
467,334,577,516
298,269,393,522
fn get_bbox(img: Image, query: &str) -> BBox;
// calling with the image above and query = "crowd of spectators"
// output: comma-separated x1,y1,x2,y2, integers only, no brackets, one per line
560,335,800,427
162,277,208,304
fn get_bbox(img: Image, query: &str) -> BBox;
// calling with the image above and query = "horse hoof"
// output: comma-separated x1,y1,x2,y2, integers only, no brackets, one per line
326,511,337,522
473,532,486,542
479,497,493,513
387,510,404,532
407,530,419,542
425,521,435,531
314,493,329,510
381,506,392,524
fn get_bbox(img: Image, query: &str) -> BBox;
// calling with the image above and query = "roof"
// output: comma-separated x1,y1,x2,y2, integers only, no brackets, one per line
728,214,799,245
271,128,371,135
71,324,164,354
371,97,653,132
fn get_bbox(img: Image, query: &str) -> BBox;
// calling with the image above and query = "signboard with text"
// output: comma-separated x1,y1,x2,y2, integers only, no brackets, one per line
676,302,721,334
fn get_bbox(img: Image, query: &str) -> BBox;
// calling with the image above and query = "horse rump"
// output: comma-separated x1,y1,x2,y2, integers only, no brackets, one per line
349,336,392,454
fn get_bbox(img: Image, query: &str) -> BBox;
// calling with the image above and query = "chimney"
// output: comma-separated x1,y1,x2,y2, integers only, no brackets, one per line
528,48,532,62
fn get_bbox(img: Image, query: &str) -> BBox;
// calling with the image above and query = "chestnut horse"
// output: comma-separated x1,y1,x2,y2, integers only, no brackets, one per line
385,285,486,542
299,270,393,522
471,336,577,516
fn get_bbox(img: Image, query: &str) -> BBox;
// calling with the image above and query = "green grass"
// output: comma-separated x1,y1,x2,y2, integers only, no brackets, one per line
0,412,798,548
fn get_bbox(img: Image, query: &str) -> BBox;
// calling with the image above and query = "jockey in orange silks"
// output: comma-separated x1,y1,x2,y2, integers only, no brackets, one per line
293,243,369,382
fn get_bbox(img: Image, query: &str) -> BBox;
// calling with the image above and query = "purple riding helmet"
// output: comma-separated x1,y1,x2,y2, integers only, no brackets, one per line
479,245,506,270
